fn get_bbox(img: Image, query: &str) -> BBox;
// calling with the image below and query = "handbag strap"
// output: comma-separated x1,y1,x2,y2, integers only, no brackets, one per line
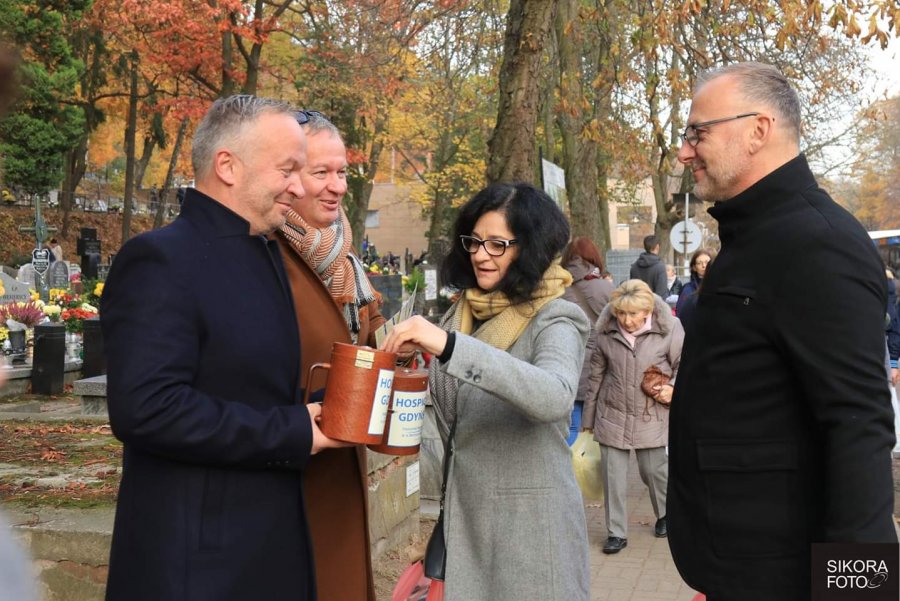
438,420,456,512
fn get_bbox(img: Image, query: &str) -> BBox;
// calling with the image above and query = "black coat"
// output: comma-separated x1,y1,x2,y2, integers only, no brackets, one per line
101,190,315,601
630,252,668,297
667,156,897,601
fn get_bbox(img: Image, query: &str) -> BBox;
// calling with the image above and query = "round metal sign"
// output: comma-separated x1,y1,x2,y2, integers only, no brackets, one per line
669,220,702,255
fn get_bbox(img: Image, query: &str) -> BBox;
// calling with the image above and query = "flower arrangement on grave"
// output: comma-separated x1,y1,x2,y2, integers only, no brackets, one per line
0,301,46,328
60,306,98,334
68,272,84,294
53,291,85,310
81,278,104,306
42,304,62,322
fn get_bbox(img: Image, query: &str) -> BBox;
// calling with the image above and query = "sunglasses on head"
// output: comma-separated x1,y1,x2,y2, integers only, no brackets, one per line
296,110,329,124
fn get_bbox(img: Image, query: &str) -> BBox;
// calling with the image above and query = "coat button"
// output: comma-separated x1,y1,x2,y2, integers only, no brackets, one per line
473,374,481,383
465,369,473,379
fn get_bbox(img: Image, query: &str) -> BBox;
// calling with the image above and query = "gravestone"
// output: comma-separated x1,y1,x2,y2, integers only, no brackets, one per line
48,261,70,289
1,265,16,278
16,264,36,288
76,228,101,280
82,317,105,377
32,323,65,395
367,274,403,319
0,272,31,304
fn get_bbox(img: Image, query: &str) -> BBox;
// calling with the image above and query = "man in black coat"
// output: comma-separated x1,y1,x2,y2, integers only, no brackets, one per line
630,235,668,297
101,95,346,601
667,62,897,601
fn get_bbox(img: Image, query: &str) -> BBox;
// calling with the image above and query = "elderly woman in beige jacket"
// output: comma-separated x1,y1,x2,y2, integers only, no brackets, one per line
583,279,684,554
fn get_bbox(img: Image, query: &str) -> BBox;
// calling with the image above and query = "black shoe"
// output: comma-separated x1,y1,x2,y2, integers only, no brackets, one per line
602,537,628,554
654,516,667,538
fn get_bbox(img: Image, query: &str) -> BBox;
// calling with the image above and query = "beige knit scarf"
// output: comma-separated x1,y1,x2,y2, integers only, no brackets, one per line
429,261,573,438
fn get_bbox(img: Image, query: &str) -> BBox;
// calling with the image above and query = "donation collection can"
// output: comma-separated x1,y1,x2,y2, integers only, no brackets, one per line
305,342,398,445
368,367,428,455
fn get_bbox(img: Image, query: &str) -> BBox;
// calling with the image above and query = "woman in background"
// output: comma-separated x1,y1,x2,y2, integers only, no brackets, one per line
674,248,713,328
583,279,683,554
562,237,614,443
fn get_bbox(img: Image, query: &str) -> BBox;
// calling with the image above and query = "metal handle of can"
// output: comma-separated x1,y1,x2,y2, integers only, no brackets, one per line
302,362,330,405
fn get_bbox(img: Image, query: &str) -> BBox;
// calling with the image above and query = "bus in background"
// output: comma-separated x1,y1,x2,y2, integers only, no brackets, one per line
869,229,900,272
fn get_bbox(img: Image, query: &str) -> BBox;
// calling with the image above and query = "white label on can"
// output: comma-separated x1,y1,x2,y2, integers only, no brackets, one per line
387,389,426,447
367,369,395,435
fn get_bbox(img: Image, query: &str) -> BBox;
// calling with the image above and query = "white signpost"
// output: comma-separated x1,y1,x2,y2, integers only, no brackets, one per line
670,219,702,256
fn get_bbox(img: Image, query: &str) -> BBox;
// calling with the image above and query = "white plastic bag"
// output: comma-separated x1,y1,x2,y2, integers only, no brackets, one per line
571,431,604,501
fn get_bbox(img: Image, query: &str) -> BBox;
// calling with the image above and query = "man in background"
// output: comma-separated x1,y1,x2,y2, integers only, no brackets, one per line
629,235,668,297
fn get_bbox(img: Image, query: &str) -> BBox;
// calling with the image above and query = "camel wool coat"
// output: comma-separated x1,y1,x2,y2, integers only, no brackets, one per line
583,296,684,450
275,235,385,601
434,298,591,601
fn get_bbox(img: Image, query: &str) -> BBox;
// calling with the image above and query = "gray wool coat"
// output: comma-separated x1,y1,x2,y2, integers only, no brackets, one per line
583,296,684,449
433,298,591,601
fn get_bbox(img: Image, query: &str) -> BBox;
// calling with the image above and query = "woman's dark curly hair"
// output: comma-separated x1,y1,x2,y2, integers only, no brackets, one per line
441,182,570,304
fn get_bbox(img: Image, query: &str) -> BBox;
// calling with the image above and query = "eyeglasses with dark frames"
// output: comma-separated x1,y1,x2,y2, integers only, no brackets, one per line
680,112,761,147
459,235,518,257
296,110,329,125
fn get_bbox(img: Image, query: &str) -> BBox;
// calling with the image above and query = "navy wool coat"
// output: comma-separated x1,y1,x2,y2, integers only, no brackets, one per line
101,190,315,601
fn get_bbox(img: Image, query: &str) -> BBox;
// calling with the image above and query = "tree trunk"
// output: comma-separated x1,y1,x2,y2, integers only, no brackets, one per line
221,23,235,97
134,134,157,191
486,0,556,184
155,117,189,229
122,50,139,243
597,157,612,253
346,114,387,252
555,0,603,246
60,138,87,237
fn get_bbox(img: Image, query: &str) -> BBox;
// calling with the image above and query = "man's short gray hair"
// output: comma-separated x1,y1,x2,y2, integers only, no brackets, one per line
696,62,801,143
192,95,298,181
300,111,343,140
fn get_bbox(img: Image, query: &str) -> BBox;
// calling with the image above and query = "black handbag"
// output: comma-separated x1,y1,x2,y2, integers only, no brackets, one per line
423,513,446,580
423,420,455,581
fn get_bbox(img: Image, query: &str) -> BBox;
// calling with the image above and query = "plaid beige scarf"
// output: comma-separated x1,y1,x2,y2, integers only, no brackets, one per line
279,207,376,342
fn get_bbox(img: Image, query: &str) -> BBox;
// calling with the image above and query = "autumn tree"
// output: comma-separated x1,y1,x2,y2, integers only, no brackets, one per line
389,0,506,258
0,0,89,199
596,0,876,258
850,95,900,229
283,0,454,249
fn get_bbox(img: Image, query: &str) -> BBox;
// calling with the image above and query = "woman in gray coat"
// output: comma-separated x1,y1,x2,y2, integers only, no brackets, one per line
383,182,591,601
583,279,684,555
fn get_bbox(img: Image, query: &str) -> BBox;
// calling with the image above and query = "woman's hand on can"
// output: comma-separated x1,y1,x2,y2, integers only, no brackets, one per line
381,315,448,357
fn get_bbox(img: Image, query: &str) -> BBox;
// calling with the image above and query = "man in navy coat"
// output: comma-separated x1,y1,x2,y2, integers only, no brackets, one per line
101,95,346,600
668,63,897,601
